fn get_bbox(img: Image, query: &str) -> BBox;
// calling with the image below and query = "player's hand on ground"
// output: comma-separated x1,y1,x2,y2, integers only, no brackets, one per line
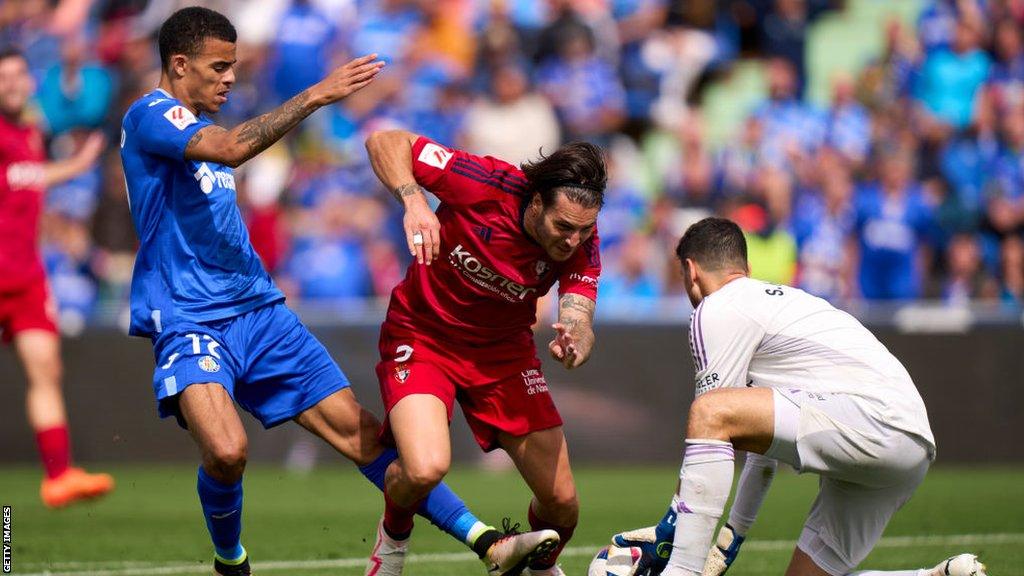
312,54,385,105
612,526,670,576
403,193,441,265
549,322,579,369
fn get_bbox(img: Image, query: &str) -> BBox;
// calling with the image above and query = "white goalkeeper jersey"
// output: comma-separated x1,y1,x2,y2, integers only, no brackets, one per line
688,276,935,448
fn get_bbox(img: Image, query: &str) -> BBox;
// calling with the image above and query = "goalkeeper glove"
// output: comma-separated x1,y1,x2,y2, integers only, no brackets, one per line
612,504,676,575
702,524,745,576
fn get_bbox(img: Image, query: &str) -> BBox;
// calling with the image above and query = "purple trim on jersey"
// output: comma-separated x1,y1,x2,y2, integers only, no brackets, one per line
450,167,529,197
454,157,530,187
451,159,529,196
691,302,708,371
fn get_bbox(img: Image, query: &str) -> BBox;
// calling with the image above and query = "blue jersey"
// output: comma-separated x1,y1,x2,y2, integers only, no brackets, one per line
120,89,283,337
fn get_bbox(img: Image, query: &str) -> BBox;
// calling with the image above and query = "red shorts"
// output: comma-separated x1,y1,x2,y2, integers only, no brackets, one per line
0,280,58,344
376,324,562,451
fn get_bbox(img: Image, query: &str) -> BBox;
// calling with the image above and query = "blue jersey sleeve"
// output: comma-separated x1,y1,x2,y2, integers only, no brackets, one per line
132,99,212,160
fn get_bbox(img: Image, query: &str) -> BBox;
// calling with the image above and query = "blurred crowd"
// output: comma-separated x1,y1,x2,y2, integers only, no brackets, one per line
3,0,1024,330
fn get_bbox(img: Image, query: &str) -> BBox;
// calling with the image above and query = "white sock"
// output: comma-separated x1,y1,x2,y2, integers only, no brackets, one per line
727,452,776,535
666,439,735,575
847,565,929,569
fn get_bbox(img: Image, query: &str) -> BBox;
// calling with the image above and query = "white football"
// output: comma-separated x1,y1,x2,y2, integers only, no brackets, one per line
588,544,643,576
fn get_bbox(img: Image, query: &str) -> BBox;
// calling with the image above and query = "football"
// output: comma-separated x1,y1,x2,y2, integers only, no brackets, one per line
588,544,644,576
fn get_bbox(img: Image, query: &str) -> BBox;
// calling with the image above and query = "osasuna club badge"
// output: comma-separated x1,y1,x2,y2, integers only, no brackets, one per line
395,364,410,383
535,260,549,279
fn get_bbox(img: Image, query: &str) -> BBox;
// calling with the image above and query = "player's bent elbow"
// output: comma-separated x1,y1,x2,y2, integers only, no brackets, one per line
365,129,417,152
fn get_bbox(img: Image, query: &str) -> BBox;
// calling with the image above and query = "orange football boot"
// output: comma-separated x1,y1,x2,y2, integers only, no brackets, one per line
40,467,115,508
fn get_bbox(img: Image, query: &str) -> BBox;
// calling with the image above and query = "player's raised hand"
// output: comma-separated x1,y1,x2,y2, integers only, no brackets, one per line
402,191,441,265
312,54,385,105
77,131,107,168
549,323,578,368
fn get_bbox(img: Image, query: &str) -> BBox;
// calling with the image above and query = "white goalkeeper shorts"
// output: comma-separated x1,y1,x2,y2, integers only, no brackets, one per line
768,387,932,575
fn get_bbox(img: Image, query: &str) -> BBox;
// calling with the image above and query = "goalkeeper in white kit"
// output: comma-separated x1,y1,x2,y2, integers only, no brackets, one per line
611,217,987,576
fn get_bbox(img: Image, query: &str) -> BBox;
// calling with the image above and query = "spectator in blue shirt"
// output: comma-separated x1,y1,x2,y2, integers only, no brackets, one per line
914,18,990,130
826,73,871,168
536,24,626,143
988,19,1024,109
37,33,113,134
853,149,938,300
269,0,339,104
791,148,855,302
752,58,825,168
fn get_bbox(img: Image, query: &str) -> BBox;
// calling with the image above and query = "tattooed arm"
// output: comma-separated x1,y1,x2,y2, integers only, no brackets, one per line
549,293,596,369
185,54,383,167
365,129,441,265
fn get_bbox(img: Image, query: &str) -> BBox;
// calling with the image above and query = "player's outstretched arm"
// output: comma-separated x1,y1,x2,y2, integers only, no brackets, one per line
42,130,105,187
365,129,441,265
549,293,595,369
185,54,384,168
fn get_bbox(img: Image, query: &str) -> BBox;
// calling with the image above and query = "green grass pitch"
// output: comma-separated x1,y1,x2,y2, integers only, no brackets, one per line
2,464,1021,575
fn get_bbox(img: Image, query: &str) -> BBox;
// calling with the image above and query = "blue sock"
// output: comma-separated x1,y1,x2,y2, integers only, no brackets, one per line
358,449,485,544
197,466,245,562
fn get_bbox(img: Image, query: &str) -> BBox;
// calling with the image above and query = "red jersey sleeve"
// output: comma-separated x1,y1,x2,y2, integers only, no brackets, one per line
558,229,601,301
411,136,531,205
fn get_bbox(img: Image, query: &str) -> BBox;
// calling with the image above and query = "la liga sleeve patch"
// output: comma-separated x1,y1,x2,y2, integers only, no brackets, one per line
163,105,198,130
417,142,454,170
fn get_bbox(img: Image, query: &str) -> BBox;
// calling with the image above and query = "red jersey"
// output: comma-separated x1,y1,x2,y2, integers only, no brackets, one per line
0,115,46,292
384,137,601,357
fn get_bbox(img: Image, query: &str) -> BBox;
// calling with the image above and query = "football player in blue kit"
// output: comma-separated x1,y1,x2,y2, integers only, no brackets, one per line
120,7,550,576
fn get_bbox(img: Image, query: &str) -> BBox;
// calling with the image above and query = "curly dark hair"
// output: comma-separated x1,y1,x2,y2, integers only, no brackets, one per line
158,7,237,71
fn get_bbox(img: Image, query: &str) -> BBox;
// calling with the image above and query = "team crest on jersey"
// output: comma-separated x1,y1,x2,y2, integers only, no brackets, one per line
534,260,549,279
418,142,453,169
394,363,410,384
164,105,198,130
198,355,221,373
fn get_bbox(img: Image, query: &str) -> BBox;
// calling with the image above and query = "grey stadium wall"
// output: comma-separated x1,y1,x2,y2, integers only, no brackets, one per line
0,325,1021,464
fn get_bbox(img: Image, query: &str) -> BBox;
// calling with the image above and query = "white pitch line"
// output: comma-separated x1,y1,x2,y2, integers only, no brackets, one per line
17,532,1024,576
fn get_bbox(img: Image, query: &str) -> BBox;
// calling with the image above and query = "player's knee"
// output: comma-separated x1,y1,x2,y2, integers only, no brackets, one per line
687,393,732,439
536,485,579,520
403,457,449,490
27,356,62,390
206,441,248,480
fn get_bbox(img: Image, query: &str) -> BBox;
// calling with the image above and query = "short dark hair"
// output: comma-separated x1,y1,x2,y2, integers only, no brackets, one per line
521,142,607,209
158,7,237,71
0,46,25,64
675,217,748,271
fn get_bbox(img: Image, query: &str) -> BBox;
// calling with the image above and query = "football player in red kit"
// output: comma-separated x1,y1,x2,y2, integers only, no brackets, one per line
364,130,606,576
0,47,113,507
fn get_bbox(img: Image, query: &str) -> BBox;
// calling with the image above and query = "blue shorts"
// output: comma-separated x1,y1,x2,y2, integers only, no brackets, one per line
150,302,348,429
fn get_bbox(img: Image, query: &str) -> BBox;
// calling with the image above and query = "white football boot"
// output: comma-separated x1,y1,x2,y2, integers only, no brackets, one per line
931,554,988,576
365,518,409,576
483,522,560,576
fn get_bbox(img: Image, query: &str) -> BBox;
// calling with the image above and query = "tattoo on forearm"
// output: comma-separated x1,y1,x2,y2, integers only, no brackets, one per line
185,129,205,152
559,293,595,317
234,90,313,159
392,183,422,203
